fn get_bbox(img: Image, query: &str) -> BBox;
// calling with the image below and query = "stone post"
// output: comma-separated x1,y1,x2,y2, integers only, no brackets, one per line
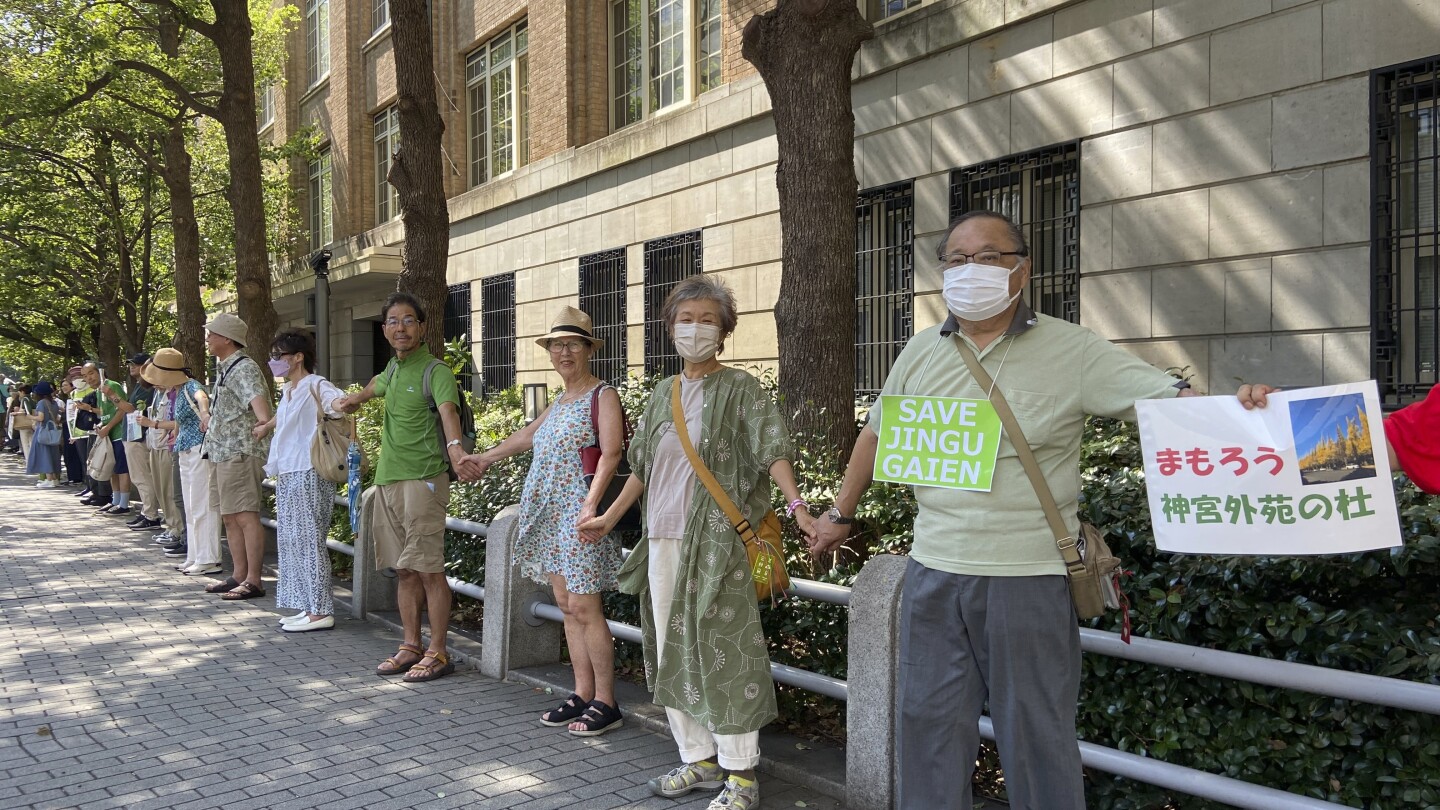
480,505,564,679
846,553,908,810
351,492,397,619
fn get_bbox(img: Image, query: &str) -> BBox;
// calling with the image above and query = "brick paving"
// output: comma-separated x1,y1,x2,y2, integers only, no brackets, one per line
0,462,845,810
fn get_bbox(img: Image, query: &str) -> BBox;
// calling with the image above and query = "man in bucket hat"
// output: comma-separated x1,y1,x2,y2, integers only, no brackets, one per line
201,313,273,600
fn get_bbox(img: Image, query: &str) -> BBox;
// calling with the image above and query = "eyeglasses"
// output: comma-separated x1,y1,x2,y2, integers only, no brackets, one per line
384,317,419,328
269,352,293,360
548,341,589,355
939,250,1028,268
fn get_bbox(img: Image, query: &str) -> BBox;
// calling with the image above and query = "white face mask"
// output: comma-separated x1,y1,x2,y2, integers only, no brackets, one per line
942,262,1023,322
672,322,722,363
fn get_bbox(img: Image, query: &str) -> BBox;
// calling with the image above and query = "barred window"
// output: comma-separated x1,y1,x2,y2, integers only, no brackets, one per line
856,182,914,400
374,106,401,224
579,248,630,385
479,274,516,397
1373,56,1440,404
443,283,475,394
643,231,702,377
949,142,1081,323
308,150,332,251
305,0,330,87
465,20,530,188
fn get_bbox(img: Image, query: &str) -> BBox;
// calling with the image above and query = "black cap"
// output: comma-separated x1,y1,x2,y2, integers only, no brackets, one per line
129,352,151,366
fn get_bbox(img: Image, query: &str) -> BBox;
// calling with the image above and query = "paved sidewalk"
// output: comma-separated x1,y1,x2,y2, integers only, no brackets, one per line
0,463,845,810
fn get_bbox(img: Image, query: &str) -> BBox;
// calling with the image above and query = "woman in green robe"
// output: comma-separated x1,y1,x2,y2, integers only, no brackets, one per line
580,275,816,810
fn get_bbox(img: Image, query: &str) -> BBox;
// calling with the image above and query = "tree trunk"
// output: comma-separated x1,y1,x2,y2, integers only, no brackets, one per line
159,18,207,376
210,0,278,355
743,1,872,463
387,0,451,357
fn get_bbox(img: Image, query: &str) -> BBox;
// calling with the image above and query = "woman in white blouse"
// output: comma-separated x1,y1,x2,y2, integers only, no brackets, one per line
254,329,348,632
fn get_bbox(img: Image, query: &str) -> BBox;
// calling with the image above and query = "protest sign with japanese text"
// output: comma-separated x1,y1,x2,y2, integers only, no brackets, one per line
1135,381,1401,555
871,395,1002,491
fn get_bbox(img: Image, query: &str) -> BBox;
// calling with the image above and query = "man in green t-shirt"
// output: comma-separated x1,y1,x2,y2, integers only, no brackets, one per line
338,291,473,683
79,362,135,515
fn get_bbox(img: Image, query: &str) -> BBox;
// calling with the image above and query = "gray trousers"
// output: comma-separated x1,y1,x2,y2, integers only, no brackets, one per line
896,557,1084,810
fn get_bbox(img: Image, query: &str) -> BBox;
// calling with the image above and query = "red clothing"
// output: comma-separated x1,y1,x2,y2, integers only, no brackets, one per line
1385,386,1440,494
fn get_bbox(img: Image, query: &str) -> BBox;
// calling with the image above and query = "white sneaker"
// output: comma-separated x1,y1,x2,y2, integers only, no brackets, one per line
184,564,223,575
281,615,334,632
36,480,56,489
279,612,308,626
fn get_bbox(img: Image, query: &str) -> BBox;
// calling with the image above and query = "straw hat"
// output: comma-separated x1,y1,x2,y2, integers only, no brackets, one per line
534,306,604,351
205,312,249,347
142,348,189,388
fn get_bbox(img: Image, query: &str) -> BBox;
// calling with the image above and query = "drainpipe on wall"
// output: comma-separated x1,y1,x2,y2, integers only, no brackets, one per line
309,249,332,377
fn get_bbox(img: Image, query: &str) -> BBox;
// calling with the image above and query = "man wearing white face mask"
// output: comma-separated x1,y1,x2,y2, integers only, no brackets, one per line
808,211,1278,810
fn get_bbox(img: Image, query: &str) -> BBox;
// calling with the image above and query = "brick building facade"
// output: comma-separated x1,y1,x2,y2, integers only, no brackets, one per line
261,0,1440,407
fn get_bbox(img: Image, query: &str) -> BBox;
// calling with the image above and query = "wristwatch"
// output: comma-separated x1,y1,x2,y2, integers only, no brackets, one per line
446,439,463,449
826,506,855,525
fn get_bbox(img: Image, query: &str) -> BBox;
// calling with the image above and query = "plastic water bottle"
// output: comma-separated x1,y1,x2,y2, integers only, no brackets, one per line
347,441,363,534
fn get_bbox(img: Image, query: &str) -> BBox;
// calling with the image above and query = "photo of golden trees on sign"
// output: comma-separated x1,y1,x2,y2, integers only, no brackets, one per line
1289,393,1378,486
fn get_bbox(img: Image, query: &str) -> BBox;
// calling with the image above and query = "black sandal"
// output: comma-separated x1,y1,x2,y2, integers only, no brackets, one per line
205,577,239,594
567,700,623,737
539,693,588,727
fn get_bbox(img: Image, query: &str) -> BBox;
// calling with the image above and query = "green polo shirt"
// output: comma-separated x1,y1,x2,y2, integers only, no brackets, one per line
97,380,128,441
868,302,1182,578
373,347,459,486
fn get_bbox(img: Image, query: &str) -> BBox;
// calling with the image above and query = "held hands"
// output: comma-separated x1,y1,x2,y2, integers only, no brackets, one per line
793,509,818,545
251,420,272,440
577,512,615,544
333,393,362,415
199,413,210,433
1237,383,1281,411
808,508,851,556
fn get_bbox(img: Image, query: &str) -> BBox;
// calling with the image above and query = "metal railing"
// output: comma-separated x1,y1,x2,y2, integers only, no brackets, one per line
263,486,1440,809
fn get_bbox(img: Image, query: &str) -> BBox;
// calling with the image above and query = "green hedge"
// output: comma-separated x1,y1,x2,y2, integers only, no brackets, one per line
336,368,1440,808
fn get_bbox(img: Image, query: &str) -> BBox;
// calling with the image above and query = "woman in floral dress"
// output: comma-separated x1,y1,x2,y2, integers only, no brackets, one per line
469,307,627,736
580,276,818,810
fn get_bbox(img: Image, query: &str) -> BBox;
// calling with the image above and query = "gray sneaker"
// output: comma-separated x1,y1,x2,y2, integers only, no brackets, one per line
707,777,760,810
648,761,726,798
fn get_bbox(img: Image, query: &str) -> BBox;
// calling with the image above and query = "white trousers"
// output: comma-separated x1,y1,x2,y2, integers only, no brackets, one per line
178,447,221,567
648,537,761,771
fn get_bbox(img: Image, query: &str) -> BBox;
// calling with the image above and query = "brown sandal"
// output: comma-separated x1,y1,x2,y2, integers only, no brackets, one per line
376,643,423,676
220,581,266,600
205,577,239,594
402,649,455,683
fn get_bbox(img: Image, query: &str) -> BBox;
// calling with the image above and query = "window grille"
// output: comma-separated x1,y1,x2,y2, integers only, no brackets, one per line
1373,56,1440,405
308,150,333,251
856,182,915,400
465,20,529,188
374,107,401,224
579,248,630,385
305,0,330,87
479,274,516,397
949,142,1081,323
643,231,702,377
372,0,388,34
443,282,475,394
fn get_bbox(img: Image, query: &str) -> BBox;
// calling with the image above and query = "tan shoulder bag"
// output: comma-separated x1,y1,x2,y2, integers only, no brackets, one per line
954,338,1124,623
670,376,790,603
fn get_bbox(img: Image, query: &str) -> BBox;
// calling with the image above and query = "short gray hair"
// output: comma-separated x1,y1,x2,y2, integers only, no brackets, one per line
935,211,1030,261
661,275,739,335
